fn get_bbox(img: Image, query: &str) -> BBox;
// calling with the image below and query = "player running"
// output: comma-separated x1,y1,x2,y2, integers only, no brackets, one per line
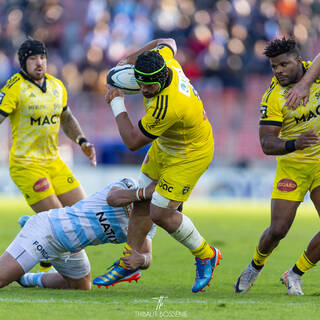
234,38,320,295
0,178,155,290
94,38,221,293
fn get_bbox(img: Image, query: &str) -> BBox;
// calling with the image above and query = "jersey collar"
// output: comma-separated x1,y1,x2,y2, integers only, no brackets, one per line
20,71,47,93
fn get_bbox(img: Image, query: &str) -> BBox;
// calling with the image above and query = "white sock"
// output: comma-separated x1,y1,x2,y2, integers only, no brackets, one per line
19,272,45,288
170,214,203,250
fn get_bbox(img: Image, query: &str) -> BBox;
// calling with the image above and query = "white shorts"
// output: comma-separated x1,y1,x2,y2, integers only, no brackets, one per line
5,212,90,279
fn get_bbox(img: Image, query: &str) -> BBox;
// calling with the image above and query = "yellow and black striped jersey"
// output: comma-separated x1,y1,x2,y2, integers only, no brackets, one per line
259,61,320,161
138,44,213,158
0,72,67,161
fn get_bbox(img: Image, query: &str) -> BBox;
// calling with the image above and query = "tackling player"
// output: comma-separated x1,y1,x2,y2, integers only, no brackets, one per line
0,39,96,271
94,38,221,293
234,37,320,295
0,178,155,290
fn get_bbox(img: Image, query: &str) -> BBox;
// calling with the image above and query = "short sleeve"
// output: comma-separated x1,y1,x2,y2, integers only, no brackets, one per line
152,44,174,63
0,84,20,115
259,81,283,126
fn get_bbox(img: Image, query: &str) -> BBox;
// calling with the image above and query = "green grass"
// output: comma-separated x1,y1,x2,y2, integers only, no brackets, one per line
0,196,319,319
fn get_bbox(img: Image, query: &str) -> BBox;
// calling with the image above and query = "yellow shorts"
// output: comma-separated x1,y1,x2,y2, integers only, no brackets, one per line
141,141,214,202
9,156,80,205
272,158,320,201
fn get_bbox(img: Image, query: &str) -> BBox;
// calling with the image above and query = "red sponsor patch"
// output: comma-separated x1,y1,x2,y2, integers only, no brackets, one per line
33,178,50,192
277,179,297,192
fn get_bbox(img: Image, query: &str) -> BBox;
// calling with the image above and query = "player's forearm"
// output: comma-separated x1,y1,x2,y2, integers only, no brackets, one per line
301,53,320,86
120,38,176,65
107,188,148,207
60,110,85,143
115,113,144,151
260,135,293,155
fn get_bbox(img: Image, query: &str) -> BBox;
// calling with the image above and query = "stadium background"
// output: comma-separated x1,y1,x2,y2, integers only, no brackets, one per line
0,0,320,198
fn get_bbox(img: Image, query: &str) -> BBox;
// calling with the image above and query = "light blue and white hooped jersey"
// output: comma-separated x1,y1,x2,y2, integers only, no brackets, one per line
47,178,156,253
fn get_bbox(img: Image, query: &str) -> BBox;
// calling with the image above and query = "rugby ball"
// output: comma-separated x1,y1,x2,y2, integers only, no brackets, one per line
106,64,141,94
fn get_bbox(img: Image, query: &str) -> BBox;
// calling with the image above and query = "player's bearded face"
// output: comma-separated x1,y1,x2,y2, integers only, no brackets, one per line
26,54,47,81
270,53,302,86
138,83,160,98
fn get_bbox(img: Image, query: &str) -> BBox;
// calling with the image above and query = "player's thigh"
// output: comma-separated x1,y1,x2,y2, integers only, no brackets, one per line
309,163,320,217
49,157,83,202
155,153,213,202
271,159,311,201
51,249,91,288
9,160,56,206
57,186,86,207
31,194,63,213
140,144,161,182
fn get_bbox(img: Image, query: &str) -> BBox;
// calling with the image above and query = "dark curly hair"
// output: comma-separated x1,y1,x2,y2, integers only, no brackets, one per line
18,39,47,71
134,50,168,93
264,37,300,58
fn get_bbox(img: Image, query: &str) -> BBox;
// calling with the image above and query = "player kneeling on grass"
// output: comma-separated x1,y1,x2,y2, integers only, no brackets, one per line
0,178,155,290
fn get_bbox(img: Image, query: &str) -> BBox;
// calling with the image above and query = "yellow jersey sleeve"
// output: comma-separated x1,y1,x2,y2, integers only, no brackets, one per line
139,94,178,138
0,74,22,116
259,80,283,126
151,44,174,63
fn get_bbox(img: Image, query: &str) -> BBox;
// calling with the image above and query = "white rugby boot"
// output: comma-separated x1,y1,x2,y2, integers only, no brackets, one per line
280,269,304,295
234,262,263,293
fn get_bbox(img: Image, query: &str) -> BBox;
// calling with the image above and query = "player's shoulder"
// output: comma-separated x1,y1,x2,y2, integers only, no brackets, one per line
152,44,175,63
261,77,281,105
1,72,23,92
45,73,66,88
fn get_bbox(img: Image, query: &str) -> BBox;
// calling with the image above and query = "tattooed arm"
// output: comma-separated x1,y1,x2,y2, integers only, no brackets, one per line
60,108,97,167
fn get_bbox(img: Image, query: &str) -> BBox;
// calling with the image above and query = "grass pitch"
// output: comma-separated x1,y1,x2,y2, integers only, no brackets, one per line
0,196,319,320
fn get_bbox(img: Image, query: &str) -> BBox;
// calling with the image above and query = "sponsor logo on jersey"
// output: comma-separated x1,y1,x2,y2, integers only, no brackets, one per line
260,105,268,119
277,179,297,192
30,114,59,126
95,212,117,243
159,178,173,192
33,178,50,192
67,177,74,184
0,92,5,104
32,240,49,259
294,105,320,124
182,186,190,195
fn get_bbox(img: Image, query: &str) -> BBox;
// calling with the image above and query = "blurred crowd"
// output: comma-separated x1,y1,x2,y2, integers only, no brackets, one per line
1,0,320,91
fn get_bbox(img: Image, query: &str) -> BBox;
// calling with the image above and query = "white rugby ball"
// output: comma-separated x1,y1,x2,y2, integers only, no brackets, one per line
106,64,141,94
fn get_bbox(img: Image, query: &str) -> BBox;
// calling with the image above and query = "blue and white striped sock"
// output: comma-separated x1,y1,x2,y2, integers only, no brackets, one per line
19,273,45,288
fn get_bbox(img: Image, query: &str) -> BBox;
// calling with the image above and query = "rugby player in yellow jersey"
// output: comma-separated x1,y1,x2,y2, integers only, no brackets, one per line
93,38,221,293
234,37,320,295
0,39,96,271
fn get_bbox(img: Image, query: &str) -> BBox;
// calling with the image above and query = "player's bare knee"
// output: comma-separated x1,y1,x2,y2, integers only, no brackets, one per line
269,225,289,240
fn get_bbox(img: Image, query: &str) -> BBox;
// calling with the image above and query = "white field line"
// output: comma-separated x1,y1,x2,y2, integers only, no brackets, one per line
0,297,318,306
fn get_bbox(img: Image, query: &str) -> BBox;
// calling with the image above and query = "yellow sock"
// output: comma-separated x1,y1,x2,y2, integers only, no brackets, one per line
190,239,214,260
252,246,271,267
296,251,316,273
118,243,132,268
